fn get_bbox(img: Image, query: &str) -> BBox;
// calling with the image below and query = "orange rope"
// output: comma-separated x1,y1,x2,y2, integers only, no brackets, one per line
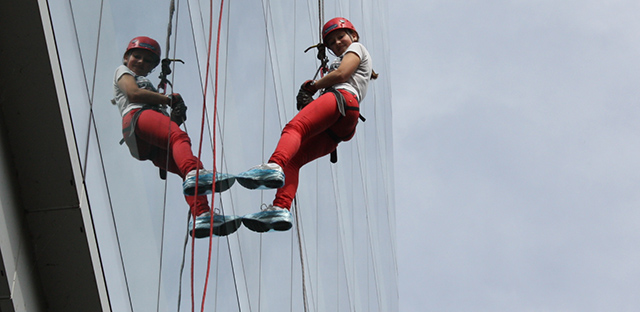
189,0,224,311
201,0,225,310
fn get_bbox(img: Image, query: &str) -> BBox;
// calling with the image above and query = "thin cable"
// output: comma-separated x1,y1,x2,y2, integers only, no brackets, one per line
329,167,356,311
177,211,191,312
293,197,310,312
260,0,286,126
157,0,181,310
354,136,384,310
189,0,216,307
190,0,214,305
67,1,135,311
199,0,226,310
184,1,244,311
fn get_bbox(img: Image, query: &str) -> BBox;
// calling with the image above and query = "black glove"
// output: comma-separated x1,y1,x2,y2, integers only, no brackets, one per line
168,93,184,107
169,93,187,125
297,87,314,111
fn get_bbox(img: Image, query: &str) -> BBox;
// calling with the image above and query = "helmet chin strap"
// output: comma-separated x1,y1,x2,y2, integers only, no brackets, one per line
346,30,356,42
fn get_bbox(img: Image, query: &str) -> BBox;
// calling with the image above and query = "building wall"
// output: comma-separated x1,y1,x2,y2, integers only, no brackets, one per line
0,1,110,311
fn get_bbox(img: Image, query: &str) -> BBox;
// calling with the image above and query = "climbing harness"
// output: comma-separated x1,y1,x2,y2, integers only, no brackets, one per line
119,106,166,157
322,88,365,163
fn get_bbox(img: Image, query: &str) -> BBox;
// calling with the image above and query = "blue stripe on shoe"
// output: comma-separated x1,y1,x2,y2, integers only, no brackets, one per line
183,172,235,195
188,214,242,238
236,169,285,190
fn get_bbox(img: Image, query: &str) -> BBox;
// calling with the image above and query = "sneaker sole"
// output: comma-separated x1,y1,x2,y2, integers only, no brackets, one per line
242,217,292,232
183,177,236,196
242,219,271,233
213,218,242,236
190,218,242,238
271,220,293,231
215,178,235,193
236,177,284,190
190,227,212,239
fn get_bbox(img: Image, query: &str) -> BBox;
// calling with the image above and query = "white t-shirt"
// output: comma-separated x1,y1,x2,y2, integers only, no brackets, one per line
327,42,373,102
113,65,168,117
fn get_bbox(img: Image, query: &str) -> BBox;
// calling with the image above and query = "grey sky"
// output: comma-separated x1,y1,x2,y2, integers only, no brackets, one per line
391,1,640,311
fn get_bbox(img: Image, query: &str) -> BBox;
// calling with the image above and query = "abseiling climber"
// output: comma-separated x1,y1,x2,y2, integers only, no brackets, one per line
113,17,376,237
236,17,378,233
112,36,240,239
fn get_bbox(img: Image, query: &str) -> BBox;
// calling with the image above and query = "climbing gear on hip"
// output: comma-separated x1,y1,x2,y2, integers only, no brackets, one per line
168,93,188,125
304,43,329,80
157,58,184,94
120,106,164,146
322,87,365,121
321,88,364,163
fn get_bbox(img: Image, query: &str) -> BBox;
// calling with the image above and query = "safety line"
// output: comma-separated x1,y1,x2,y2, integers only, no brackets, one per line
217,3,245,311
260,0,286,126
66,1,135,311
197,0,226,310
188,0,217,307
174,211,189,312
156,0,182,310
329,167,356,311
189,0,216,306
182,1,245,311
293,197,310,312
291,1,326,311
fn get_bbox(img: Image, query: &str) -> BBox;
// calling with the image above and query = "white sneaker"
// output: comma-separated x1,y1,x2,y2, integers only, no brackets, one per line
242,204,292,233
188,210,242,238
235,163,285,190
183,170,235,195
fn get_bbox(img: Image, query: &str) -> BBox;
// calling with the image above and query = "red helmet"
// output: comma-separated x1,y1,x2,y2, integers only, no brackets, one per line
322,17,358,42
124,36,161,62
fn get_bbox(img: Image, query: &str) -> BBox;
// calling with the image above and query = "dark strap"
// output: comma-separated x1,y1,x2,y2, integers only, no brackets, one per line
323,87,366,121
120,106,163,144
119,106,168,180
322,88,363,164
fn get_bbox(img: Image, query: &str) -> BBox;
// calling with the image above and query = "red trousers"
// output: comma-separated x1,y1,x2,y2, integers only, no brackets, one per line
269,90,360,209
123,108,209,216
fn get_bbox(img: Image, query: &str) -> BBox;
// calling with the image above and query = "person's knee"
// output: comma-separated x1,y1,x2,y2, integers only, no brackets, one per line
171,129,192,145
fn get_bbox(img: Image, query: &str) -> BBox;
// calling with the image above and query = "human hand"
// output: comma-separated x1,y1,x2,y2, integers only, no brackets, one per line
301,80,317,95
170,95,187,125
168,93,184,107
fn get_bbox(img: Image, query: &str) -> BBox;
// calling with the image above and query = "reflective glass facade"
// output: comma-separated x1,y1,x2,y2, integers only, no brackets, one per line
49,0,395,310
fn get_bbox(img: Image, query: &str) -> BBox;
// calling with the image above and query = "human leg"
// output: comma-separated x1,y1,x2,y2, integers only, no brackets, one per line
236,93,341,190
269,92,342,168
271,132,339,209
134,109,201,177
241,133,338,233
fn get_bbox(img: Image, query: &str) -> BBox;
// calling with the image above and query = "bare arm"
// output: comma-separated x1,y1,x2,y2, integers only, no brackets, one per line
117,73,171,105
313,51,360,90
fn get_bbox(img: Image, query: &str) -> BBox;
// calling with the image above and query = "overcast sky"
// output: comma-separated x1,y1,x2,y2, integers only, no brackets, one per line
391,1,640,311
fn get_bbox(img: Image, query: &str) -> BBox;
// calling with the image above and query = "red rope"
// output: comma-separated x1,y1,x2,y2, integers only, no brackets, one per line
189,0,224,311
201,0,225,310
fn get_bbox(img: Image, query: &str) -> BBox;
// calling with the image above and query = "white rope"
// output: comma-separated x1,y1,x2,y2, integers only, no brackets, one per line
157,1,180,310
